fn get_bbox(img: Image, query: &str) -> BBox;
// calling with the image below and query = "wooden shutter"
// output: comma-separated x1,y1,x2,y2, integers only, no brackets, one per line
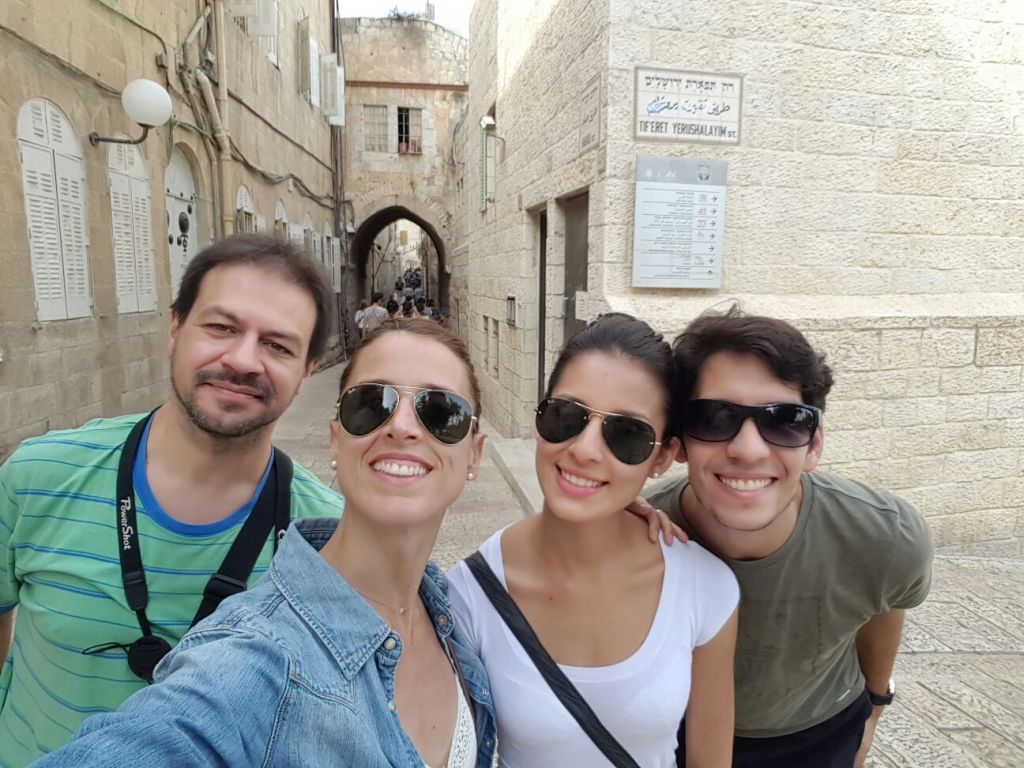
250,0,277,37
328,64,346,126
20,100,48,144
19,141,67,321
228,0,259,18
131,177,156,311
332,238,342,292
45,101,79,156
321,55,338,115
53,152,92,318
297,17,311,99
310,41,321,108
109,171,139,313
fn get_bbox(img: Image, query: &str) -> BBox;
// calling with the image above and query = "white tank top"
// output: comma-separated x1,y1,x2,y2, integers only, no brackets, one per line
424,676,476,768
448,528,739,767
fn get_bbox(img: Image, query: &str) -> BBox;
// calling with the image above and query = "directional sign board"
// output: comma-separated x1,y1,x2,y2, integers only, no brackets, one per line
631,155,728,289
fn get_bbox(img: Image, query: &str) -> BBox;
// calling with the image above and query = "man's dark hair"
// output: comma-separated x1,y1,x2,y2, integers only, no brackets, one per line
371,291,384,304
546,313,675,436
386,299,399,315
170,233,334,364
672,306,834,435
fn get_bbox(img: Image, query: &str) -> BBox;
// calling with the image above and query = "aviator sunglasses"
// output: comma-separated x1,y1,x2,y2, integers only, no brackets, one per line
684,399,821,448
337,383,477,445
535,397,662,465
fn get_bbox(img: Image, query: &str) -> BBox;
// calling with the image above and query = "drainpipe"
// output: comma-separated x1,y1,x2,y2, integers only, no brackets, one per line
179,6,221,238
212,0,233,235
195,69,230,238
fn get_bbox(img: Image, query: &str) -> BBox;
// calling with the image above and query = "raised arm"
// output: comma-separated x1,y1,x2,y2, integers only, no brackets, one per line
33,625,288,767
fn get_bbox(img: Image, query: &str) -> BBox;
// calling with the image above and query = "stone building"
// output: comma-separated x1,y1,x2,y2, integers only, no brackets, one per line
0,0,346,459
340,17,466,318
454,0,1024,552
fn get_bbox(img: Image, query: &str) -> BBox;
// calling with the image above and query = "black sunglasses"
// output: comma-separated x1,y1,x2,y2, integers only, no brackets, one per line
338,383,477,445
684,399,820,448
535,397,662,465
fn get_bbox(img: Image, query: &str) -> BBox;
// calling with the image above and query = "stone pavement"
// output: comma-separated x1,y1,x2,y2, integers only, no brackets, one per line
280,364,1024,767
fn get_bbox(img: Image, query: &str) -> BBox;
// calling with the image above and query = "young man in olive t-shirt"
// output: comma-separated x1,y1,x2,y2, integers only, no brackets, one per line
645,308,933,768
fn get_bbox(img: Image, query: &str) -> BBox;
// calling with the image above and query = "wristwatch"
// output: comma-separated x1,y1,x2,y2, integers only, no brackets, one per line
866,678,896,706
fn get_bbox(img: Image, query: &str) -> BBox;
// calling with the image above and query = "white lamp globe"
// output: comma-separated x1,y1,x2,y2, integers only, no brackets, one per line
121,79,172,128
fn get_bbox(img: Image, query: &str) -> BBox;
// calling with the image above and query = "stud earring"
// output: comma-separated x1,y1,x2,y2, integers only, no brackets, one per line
651,471,660,479
330,459,337,469
467,472,475,481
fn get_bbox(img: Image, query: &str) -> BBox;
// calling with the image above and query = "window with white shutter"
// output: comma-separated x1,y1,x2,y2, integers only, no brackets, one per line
17,98,93,321
289,223,305,247
310,40,321,108
275,200,289,239
328,64,346,127
321,55,338,116
331,237,342,292
236,185,256,233
297,16,311,100
108,142,156,314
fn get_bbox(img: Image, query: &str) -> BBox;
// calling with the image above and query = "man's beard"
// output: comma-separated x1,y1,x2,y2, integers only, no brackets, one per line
171,368,278,439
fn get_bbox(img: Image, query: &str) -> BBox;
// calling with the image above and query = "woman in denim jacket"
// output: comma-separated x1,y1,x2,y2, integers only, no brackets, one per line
37,319,497,768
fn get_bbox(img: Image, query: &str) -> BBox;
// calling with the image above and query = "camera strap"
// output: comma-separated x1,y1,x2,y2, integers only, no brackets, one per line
103,412,292,681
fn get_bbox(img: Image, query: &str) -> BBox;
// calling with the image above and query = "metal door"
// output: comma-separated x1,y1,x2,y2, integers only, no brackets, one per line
562,192,589,340
165,147,199,298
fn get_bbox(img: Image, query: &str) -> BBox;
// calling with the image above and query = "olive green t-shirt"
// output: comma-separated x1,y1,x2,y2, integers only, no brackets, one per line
645,470,933,738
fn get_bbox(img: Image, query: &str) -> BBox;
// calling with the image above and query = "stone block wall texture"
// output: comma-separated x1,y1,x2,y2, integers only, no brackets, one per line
341,18,466,306
0,0,338,460
455,0,613,436
458,0,1024,550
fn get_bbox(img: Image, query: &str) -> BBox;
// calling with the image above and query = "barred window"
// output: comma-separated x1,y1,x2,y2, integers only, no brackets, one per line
398,107,422,154
364,105,388,152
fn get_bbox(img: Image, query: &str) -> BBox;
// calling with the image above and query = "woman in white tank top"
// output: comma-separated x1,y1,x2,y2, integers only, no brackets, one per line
449,314,739,767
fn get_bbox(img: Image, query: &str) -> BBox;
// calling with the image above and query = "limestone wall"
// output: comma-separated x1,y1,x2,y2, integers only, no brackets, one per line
459,0,1024,551
455,0,612,436
341,17,466,287
0,0,338,460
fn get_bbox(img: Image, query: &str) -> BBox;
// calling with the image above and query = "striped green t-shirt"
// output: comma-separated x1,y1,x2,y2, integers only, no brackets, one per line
0,414,343,766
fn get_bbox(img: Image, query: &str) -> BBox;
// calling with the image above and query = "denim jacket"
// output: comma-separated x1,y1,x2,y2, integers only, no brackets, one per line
35,518,497,768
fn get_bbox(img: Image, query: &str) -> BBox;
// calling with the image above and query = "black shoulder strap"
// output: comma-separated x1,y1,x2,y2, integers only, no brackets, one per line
191,448,293,627
465,552,640,768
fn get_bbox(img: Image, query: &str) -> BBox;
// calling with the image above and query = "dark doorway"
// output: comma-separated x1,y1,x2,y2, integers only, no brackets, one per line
537,210,548,403
350,206,449,315
562,192,589,341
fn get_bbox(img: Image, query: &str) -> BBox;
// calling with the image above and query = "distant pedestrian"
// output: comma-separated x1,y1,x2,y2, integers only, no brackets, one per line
359,292,388,339
354,299,368,338
425,298,440,321
386,299,400,319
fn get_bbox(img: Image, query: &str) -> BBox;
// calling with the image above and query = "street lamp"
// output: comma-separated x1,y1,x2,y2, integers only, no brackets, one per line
89,78,172,146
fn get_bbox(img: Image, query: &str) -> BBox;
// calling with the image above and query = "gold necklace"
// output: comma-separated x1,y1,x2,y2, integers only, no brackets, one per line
356,590,416,616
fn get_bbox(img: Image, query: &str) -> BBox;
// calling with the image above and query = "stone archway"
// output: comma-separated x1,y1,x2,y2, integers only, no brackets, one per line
351,204,449,315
